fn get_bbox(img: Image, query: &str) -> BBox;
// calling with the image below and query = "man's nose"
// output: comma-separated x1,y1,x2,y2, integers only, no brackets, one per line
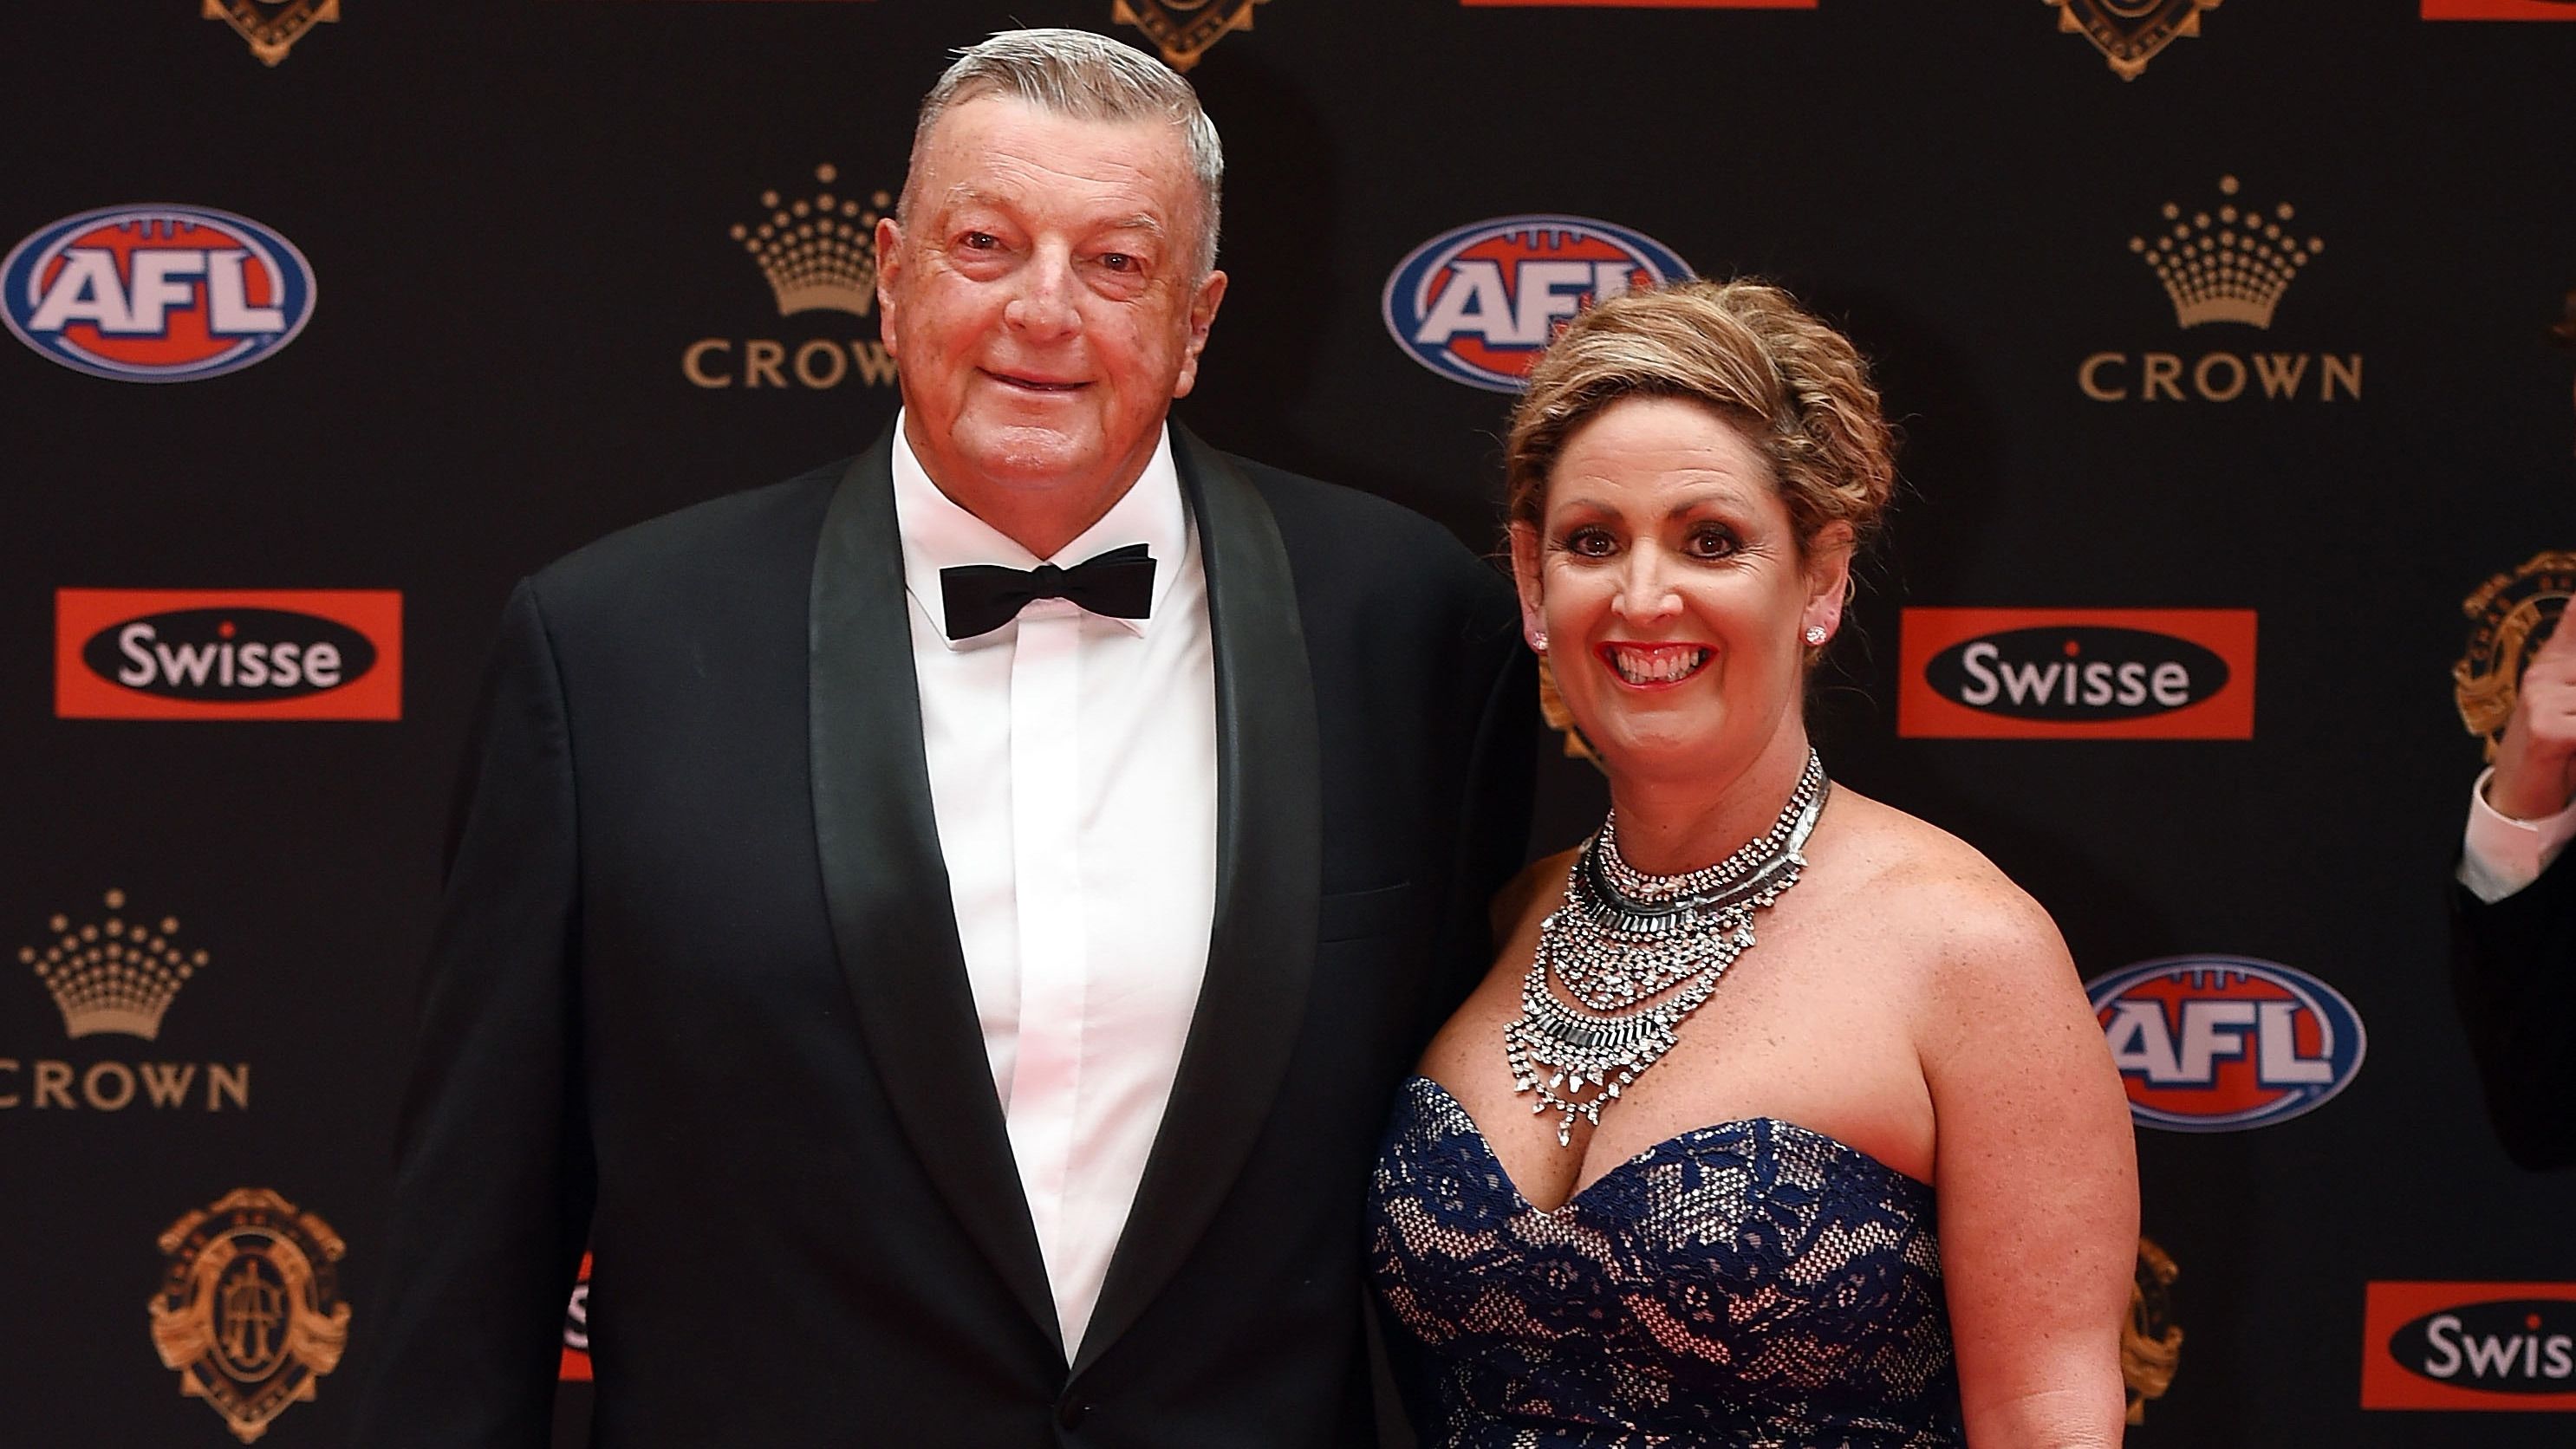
1003,247,1081,340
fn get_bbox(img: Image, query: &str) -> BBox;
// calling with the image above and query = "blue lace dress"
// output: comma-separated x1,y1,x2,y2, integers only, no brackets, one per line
1367,1075,1963,1449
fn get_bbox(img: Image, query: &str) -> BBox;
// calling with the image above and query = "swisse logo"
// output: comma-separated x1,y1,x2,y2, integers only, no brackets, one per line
561,1251,594,1381
2365,1283,2576,1411
1899,608,2254,739
56,589,400,721
1936,627,2222,719
3,205,315,382
1382,216,1691,393
89,608,373,701
2087,957,2365,1133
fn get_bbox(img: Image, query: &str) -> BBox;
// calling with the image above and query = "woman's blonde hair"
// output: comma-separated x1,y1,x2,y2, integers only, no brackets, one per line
1503,278,1896,554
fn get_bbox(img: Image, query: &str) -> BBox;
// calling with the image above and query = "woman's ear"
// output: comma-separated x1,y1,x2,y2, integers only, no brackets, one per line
1508,521,1546,648
1802,521,1855,640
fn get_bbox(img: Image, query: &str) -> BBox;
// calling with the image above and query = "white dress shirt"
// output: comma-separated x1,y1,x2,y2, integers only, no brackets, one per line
2458,766,2576,903
889,417,1219,1357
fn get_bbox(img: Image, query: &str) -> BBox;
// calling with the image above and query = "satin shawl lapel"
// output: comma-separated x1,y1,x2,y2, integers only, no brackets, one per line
1075,427,1324,1376
808,433,1062,1358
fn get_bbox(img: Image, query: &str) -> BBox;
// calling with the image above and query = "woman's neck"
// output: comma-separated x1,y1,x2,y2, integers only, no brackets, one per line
1603,728,1817,876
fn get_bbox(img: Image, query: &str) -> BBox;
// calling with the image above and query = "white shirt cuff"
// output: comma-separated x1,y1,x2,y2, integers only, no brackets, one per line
2460,766,2576,903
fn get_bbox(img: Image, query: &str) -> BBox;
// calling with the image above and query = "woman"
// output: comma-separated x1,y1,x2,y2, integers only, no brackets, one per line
1368,280,2137,1448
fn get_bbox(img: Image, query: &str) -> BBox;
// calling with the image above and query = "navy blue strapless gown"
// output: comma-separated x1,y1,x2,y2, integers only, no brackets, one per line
1367,1075,1964,1449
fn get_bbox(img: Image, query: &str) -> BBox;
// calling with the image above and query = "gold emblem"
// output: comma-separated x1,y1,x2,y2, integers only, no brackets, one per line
2123,1236,2183,1424
2456,550,2576,759
19,888,208,1041
1114,0,1270,72
150,1188,349,1444
2131,176,2323,331
685,165,900,391
202,1,340,68
2046,0,2221,81
731,165,888,321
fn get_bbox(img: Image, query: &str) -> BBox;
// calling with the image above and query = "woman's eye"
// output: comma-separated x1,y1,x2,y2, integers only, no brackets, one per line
1564,529,1617,558
1687,526,1738,559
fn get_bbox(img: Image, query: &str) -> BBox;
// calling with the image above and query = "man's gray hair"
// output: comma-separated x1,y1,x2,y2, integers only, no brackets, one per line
899,28,1225,279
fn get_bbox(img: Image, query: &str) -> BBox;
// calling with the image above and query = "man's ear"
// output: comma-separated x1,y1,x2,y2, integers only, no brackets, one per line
1171,270,1229,400
874,217,904,356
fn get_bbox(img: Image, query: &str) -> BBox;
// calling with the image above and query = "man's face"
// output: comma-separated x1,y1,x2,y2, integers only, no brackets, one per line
877,95,1226,542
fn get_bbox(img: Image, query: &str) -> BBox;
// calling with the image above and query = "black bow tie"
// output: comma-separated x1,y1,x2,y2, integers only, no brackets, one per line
940,543,1158,640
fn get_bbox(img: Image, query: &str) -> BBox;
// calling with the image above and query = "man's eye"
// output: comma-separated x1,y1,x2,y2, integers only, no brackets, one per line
1100,252,1135,272
961,231,999,250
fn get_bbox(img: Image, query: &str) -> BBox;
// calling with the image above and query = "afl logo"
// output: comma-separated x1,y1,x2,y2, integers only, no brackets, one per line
1382,215,1691,393
3,205,316,382
2086,956,2365,1133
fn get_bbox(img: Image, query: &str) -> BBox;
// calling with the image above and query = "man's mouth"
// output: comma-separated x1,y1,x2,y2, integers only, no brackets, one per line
986,369,1088,393
1599,643,1713,687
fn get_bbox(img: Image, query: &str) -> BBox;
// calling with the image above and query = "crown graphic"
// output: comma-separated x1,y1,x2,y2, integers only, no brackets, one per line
19,889,206,1041
731,166,889,320
2129,176,2323,330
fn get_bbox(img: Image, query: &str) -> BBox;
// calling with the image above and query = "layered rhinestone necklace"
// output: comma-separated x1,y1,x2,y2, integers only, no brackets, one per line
1504,747,1830,1147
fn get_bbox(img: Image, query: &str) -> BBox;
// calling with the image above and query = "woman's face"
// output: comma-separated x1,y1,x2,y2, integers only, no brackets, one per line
1512,394,1849,789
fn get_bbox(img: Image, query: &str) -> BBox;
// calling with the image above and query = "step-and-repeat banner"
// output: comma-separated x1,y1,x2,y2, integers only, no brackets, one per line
6,3,2573,1446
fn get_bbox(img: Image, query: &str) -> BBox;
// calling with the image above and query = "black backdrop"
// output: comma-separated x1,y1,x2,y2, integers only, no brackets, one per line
6,3,2574,1446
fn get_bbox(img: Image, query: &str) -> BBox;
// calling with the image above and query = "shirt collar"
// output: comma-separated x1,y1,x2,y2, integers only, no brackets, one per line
890,411,1188,649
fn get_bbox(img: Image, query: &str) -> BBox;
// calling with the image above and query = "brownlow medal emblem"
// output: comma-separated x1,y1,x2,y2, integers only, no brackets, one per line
2046,0,2221,81
149,1188,350,1444
1113,0,1270,72
202,0,340,68
2123,1237,2182,1424
2456,550,2576,759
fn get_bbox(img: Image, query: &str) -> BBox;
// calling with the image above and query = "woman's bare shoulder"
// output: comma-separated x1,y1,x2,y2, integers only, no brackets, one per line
1821,789,2068,984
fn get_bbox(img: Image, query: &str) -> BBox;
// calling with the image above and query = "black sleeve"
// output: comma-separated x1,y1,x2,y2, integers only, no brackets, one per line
354,579,596,1447
1427,612,1538,1026
2450,848,2576,1172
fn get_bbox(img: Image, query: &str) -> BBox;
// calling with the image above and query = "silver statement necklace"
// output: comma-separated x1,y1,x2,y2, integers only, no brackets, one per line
1504,748,1831,1147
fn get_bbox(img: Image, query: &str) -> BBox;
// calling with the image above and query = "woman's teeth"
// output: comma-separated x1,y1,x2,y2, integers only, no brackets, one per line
1607,645,1711,686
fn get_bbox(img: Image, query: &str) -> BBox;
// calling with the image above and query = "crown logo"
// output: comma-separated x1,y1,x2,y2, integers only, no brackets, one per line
2129,177,2323,330
730,166,888,321
19,889,207,1040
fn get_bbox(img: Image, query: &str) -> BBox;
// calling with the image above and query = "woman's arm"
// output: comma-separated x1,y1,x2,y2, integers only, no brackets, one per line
1917,880,2138,1449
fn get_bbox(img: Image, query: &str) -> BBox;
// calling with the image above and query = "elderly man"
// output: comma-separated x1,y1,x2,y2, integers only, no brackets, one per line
355,29,1532,1449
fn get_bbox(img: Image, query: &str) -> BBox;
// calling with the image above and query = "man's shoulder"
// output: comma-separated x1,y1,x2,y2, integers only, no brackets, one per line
1214,447,1511,611
527,458,851,611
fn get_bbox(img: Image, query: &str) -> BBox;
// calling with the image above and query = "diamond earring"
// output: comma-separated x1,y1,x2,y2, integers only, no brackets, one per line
1532,631,1549,653
1804,626,1828,646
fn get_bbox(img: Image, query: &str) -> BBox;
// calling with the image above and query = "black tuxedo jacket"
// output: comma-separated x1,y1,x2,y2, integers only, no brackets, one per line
354,427,1535,1447
2452,845,2576,1170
